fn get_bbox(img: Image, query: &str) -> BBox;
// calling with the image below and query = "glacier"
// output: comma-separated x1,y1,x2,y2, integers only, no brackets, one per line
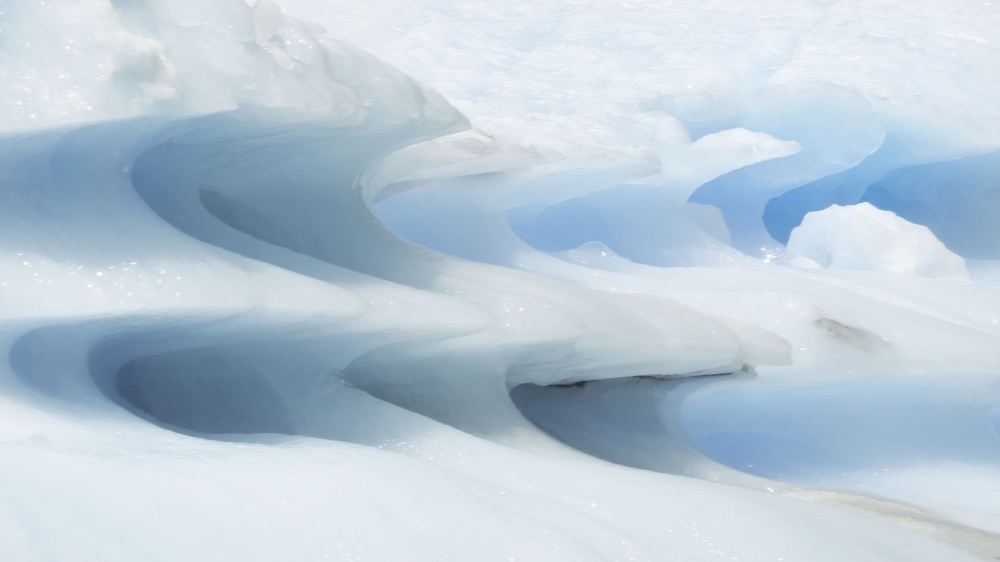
1,0,999,560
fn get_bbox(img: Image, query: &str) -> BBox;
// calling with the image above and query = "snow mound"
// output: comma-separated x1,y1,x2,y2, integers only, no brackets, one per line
787,203,969,278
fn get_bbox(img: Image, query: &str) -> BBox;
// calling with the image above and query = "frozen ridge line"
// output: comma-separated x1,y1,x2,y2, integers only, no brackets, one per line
0,1,999,561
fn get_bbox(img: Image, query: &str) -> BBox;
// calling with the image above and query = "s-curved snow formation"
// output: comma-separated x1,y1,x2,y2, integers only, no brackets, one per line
2,0,1000,560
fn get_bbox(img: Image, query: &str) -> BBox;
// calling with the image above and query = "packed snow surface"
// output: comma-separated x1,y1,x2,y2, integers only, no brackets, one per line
1,0,999,560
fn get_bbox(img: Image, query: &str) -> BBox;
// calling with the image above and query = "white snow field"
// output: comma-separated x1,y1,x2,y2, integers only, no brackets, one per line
1,0,999,560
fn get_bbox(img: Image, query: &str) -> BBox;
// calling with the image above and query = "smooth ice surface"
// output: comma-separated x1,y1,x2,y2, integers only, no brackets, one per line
2,0,1000,560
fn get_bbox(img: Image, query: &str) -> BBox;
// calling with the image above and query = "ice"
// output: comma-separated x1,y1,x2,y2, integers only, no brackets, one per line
862,150,1000,259
283,0,1000,256
2,0,1000,560
787,203,970,278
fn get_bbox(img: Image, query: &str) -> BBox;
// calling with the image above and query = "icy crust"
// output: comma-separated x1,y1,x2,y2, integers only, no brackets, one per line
0,3,767,407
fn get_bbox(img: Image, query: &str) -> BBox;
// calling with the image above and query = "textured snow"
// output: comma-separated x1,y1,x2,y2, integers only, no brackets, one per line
1,0,999,560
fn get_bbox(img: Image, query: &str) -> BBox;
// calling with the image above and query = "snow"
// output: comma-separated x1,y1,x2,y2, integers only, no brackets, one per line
787,203,970,278
282,0,1000,255
1,0,999,560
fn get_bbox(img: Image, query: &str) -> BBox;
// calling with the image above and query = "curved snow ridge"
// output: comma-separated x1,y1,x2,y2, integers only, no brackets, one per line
0,0,785,433
122,104,776,392
0,113,928,561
